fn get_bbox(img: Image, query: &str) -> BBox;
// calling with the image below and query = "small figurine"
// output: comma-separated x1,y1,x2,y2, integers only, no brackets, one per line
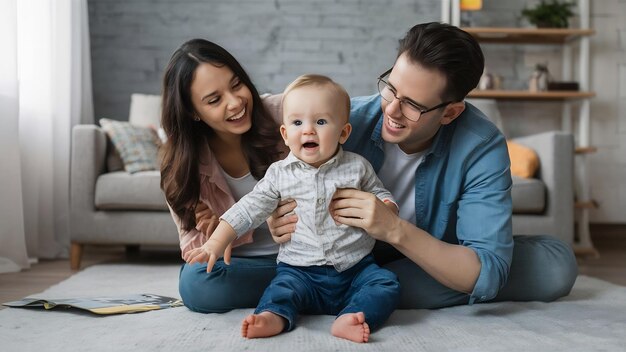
478,70,494,90
478,68,502,90
529,64,550,92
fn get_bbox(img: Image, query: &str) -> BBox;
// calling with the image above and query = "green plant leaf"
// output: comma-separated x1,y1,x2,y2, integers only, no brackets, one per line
521,0,576,28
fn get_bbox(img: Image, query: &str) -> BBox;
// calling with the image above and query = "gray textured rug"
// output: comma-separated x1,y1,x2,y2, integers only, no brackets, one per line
1,264,625,351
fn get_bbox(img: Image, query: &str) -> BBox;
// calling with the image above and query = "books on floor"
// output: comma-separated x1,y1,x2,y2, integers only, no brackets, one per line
3,293,183,315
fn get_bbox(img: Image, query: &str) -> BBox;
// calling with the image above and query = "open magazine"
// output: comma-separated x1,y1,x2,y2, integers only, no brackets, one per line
3,293,183,315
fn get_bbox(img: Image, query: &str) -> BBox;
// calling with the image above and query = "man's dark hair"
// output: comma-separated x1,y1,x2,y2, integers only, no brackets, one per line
398,22,484,102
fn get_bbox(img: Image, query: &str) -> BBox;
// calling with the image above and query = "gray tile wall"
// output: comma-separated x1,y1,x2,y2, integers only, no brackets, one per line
88,0,437,120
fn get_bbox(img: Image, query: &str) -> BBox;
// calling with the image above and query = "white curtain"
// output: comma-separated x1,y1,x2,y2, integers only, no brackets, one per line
0,0,28,273
0,0,94,272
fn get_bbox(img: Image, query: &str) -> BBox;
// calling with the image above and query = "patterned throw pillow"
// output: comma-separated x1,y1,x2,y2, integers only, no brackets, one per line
99,118,160,173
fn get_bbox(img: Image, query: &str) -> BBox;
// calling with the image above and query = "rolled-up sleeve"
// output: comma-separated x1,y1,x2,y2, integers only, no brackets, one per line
457,132,514,304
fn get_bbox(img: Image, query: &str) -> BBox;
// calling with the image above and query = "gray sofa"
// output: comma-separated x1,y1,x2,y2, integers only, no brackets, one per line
509,131,574,243
69,113,574,270
70,124,178,269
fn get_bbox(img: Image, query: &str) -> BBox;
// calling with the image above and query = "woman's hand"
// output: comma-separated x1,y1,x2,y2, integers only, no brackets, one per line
195,202,218,238
330,189,401,243
266,199,298,244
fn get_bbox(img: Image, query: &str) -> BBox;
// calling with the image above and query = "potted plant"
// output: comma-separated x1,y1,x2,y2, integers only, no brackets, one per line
521,0,576,28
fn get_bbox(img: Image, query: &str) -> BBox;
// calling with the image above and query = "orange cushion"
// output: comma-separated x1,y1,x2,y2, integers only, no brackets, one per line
507,140,539,178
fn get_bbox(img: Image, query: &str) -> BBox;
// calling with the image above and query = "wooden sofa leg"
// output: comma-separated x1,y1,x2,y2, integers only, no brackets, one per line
70,243,84,270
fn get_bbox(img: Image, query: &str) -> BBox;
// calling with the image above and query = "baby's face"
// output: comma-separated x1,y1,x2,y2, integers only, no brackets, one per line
280,85,351,168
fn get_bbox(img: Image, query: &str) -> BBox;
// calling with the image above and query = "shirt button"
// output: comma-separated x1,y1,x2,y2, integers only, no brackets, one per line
317,198,324,205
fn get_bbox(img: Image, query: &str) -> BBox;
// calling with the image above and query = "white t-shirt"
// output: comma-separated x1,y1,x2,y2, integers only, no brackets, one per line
377,143,426,225
223,172,279,257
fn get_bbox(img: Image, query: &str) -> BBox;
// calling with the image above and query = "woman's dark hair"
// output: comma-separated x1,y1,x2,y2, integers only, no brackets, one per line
398,22,484,102
160,39,281,231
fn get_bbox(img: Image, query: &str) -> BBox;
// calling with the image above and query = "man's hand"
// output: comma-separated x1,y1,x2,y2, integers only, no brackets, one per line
266,199,298,244
330,188,401,243
195,201,232,264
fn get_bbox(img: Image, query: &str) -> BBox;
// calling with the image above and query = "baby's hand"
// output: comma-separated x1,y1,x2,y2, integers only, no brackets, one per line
184,237,232,273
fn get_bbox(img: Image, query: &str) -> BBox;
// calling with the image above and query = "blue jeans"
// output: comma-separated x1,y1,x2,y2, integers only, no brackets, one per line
254,254,400,331
179,255,278,313
178,235,577,313
378,235,579,309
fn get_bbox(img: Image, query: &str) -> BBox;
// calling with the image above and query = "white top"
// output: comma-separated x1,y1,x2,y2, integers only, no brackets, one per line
377,142,425,225
221,148,395,272
222,172,279,257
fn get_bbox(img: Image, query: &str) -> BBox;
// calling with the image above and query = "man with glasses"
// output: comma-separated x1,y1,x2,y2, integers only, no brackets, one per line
270,22,577,309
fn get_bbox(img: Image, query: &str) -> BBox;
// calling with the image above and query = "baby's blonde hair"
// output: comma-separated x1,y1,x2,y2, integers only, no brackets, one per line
282,74,351,122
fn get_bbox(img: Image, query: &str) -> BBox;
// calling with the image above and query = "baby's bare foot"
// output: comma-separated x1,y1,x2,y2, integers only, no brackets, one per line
241,311,285,339
330,312,370,343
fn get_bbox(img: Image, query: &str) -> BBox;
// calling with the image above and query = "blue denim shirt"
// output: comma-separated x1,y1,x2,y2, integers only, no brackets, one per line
344,94,514,304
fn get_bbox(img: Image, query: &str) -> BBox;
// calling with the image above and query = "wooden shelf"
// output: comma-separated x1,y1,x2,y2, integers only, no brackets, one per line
462,27,595,44
445,2,597,253
468,89,595,100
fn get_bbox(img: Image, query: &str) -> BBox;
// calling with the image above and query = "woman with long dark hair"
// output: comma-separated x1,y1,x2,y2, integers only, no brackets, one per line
160,39,283,312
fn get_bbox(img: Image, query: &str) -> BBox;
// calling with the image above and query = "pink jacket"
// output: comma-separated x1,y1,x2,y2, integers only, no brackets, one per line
168,142,254,258
169,94,285,258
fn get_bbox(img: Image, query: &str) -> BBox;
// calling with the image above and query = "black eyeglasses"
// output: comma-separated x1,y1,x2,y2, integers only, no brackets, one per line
377,68,452,122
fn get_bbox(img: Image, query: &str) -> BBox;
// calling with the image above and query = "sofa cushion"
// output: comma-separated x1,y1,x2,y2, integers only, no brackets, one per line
511,175,545,214
100,118,161,173
507,140,539,178
93,172,542,213
129,93,167,143
106,137,125,172
95,171,167,210
129,93,162,128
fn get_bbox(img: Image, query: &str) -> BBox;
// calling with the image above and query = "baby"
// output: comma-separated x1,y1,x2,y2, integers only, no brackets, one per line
185,74,400,343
